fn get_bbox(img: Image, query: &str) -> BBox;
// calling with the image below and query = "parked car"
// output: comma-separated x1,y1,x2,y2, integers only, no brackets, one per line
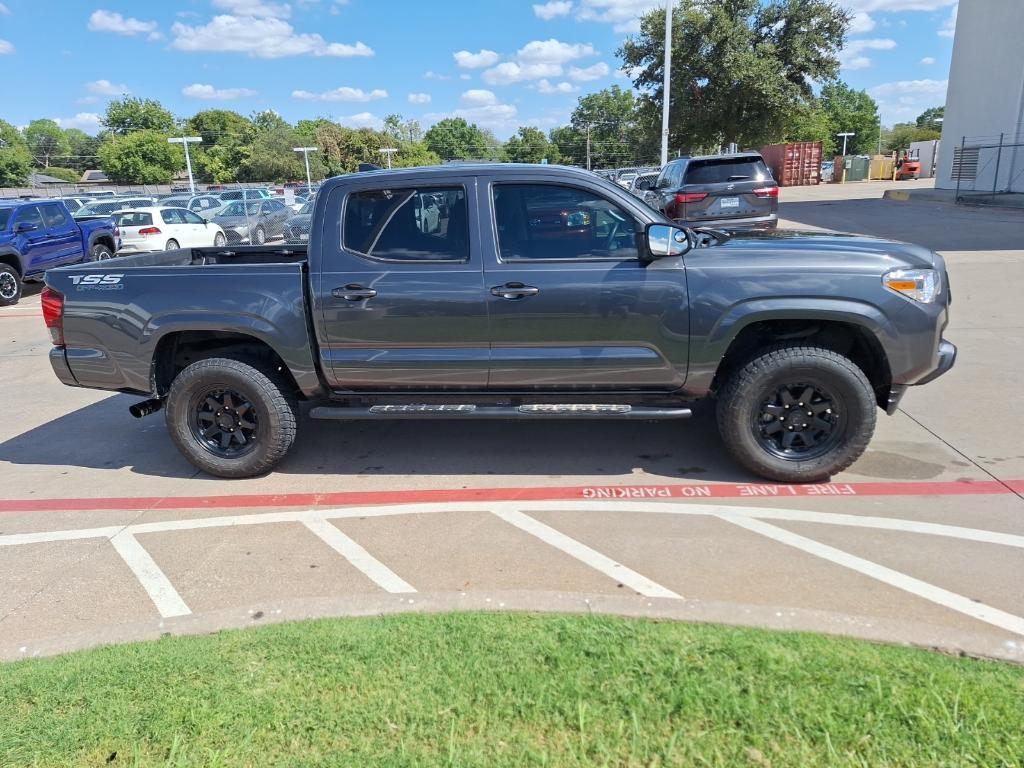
282,201,314,243
211,198,291,244
820,160,835,183
114,207,226,253
74,197,157,220
160,194,228,220
0,200,118,306
43,164,955,482
56,197,95,213
616,171,638,189
649,153,779,230
626,172,659,198
217,189,271,203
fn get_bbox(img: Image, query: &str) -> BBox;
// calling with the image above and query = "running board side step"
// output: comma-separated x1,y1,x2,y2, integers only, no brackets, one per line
309,404,692,420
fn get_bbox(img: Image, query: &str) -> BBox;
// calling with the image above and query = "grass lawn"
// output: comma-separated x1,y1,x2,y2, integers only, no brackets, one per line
1,614,1022,767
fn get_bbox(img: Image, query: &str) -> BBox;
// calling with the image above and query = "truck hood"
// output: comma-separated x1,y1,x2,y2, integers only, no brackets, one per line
712,229,937,270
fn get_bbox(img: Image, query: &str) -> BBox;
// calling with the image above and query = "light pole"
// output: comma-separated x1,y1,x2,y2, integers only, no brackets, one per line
660,0,672,167
379,147,398,169
292,146,317,189
168,136,202,195
836,131,855,157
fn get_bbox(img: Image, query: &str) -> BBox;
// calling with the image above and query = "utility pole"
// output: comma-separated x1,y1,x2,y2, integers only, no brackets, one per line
379,147,398,169
292,147,318,189
837,131,855,157
660,0,672,167
586,123,592,171
168,136,202,195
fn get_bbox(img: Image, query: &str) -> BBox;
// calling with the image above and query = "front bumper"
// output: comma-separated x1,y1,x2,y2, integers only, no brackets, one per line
916,339,957,385
676,213,778,231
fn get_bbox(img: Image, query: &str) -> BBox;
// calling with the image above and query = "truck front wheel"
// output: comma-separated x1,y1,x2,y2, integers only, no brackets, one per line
0,263,22,306
165,357,297,478
716,345,876,483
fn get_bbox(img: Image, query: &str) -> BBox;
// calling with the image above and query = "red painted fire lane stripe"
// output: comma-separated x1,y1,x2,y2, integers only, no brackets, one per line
0,479,1017,514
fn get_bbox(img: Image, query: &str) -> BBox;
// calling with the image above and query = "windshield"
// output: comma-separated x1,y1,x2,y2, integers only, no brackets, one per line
298,202,313,215
77,203,118,216
0,209,11,230
222,201,261,216
684,158,771,184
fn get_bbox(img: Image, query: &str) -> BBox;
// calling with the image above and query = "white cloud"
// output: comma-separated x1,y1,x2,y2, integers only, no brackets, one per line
0,3,9,14
533,0,572,19
460,74,471,80
577,0,661,33
849,12,875,33
53,113,103,133
839,37,896,70
337,112,383,129
87,10,161,39
0,39,13,55
568,61,610,81
291,86,387,101
481,61,562,85
430,103,519,132
453,49,500,69
461,89,498,106
868,78,949,123
537,79,578,94
408,92,431,104
171,15,373,58
77,96,99,105
516,38,596,64
212,0,292,18
841,0,954,10
86,79,129,96
183,83,258,99
920,56,936,64
424,70,451,81
937,4,956,37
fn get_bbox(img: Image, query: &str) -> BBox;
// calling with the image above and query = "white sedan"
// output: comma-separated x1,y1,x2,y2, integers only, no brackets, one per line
115,207,227,253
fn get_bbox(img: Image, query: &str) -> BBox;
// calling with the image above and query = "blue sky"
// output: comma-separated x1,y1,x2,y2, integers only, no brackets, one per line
0,0,958,137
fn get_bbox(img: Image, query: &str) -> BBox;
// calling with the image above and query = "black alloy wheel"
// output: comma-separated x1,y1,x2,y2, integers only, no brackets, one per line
189,388,259,458
753,382,843,460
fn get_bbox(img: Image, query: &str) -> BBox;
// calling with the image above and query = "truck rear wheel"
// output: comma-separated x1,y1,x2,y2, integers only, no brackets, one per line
716,345,876,483
165,357,297,478
0,264,21,306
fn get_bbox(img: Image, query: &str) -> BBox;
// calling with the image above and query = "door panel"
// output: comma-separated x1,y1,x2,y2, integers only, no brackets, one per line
39,204,81,265
12,206,57,274
483,181,688,391
316,178,490,390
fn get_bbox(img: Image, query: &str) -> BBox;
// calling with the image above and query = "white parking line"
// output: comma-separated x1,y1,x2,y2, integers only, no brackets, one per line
110,532,191,618
490,507,682,599
718,514,1024,637
302,517,416,594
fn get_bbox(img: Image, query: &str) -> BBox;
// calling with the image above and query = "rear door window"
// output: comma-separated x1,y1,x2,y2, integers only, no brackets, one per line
344,187,468,262
161,209,186,225
684,158,772,184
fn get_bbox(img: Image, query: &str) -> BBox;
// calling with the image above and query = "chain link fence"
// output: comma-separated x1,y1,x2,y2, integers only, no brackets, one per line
952,129,1024,207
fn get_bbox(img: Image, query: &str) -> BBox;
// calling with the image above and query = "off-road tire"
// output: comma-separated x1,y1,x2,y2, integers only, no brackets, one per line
90,243,114,261
716,344,876,483
165,357,297,478
0,263,21,306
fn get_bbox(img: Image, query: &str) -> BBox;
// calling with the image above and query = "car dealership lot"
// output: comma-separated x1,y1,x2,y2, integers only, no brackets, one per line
0,182,1022,661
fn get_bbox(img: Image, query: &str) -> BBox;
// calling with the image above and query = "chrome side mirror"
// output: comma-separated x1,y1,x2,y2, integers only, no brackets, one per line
645,223,690,260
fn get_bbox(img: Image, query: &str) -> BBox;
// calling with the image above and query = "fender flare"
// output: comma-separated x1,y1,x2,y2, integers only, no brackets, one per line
0,247,24,277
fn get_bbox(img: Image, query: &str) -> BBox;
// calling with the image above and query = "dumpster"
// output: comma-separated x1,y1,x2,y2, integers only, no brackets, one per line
759,141,822,186
837,155,870,182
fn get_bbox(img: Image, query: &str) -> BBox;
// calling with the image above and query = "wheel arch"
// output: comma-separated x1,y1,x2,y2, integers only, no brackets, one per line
0,249,24,277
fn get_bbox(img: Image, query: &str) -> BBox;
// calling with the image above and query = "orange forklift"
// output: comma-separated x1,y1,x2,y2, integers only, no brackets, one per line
895,150,922,180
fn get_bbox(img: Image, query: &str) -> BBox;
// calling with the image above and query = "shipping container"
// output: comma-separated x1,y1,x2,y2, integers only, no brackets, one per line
759,141,823,186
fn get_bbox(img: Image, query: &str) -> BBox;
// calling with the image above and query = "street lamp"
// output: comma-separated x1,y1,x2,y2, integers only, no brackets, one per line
379,147,398,169
836,131,855,157
292,146,317,189
168,136,202,195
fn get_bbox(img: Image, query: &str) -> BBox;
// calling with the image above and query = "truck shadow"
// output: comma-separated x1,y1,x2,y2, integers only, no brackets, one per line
0,394,757,484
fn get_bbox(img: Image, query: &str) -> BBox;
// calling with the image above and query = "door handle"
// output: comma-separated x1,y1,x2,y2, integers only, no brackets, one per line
333,285,377,301
491,283,540,300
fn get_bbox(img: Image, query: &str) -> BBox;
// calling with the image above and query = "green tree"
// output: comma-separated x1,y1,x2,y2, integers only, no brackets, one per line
38,166,80,182
103,97,176,135
62,129,103,173
882,123,941,155
98,129,183,184
424,118,497,160
549,125,585,167
568,86,640,168
784,100,831,144
238,119,316,182
819,81,881,155
915,106,944,132
620,0,848,152
24,119,68,168
0,119,33,186
186,110,253,182
383,114,424,144
504,126,560,164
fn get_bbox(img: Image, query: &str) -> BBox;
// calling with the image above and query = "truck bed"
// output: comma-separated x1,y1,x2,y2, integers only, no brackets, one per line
110,244,309,269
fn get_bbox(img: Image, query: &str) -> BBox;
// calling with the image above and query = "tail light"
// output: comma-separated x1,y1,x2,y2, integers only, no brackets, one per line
674,192,708,204
138,226,162,236
752,186,779,198
41,286,64,346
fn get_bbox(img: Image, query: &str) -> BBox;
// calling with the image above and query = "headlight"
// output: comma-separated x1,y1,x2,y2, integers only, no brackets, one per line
883,268,941,303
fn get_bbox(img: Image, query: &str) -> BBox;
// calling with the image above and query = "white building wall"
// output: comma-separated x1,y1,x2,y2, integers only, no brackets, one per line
936,0,1024,193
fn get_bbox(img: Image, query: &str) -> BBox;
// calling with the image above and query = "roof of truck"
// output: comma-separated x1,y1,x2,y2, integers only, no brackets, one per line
338,163,599,181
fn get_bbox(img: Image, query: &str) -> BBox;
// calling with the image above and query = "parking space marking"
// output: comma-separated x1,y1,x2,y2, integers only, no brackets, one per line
490,507,682,599
302,518,416,594
718,514,1024,637
109,532,191,618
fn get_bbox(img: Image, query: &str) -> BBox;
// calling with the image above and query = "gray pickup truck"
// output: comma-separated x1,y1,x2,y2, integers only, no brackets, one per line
42,164,955,482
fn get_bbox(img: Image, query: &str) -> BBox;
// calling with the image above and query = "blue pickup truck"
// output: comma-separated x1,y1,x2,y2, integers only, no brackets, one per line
0,200,119,306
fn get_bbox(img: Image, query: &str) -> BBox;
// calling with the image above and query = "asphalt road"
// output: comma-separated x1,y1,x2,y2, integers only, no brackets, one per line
1,179,1022,661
